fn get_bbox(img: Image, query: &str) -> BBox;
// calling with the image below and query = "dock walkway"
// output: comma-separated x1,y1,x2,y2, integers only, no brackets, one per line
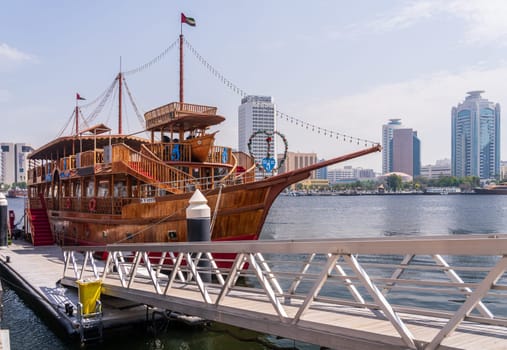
0,242,149,343
1,236,507,349
60,235,507,350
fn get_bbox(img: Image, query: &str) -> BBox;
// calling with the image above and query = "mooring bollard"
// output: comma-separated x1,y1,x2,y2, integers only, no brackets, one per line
186,189,211,282
0,193,8,246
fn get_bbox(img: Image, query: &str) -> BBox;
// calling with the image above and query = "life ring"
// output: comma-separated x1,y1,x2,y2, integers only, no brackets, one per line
65,198,71,209
88,198,97,212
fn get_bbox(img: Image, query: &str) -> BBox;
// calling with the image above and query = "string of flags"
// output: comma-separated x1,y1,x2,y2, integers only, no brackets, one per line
73,12,380,148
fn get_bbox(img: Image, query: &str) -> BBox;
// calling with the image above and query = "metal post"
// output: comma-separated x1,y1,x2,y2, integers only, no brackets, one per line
0,193,8,246
186,189,210,282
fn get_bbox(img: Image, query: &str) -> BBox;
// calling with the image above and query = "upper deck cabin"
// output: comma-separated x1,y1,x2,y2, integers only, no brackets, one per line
144,102,225,141
26,103,255,204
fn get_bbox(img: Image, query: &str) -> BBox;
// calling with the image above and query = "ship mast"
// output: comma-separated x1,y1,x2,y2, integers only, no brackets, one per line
118,71,123,134
75,103,79,135
118,57,123,134
179,33,184,104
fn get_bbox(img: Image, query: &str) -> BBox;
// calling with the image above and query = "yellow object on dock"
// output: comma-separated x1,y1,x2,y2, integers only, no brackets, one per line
77,279,102,315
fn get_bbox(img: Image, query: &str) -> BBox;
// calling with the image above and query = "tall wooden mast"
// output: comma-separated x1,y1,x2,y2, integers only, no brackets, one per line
118,71,123,134
179,34,184,104
75,104,79,135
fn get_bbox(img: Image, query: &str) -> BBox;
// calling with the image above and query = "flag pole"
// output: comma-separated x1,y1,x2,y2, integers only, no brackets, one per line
179,31,184,104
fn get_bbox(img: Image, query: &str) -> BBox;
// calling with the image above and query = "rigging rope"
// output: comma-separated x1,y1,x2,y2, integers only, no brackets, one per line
55,109,77,138
122,76,146,130
79,80,117,109
123,38,179,76
83,77,118,127
184,37,380,147
210,184,224,234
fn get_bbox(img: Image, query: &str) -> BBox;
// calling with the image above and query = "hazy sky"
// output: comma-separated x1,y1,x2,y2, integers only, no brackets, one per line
3,0,507,172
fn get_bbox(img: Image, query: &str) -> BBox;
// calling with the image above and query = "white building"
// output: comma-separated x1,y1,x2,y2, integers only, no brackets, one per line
420,159,451,180
1,143,32,185
327,166,355,184
238,96,277,180
328,166,376,184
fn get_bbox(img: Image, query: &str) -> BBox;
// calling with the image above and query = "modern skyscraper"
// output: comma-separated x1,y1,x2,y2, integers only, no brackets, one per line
0,142,32,185
451,91,500,179
238,95,277,180
392,128,421,177
382,119,403,174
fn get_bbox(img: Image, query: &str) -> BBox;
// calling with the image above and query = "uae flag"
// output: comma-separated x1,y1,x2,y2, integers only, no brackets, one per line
181,13,196,27
76,93,86,100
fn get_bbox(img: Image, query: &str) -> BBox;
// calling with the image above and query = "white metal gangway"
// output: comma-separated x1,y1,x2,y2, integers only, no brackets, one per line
61,235,507,350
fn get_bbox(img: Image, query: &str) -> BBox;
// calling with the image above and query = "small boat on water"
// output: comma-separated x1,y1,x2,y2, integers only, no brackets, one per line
25,33,380,247
474,184,507,194
7,188,27,198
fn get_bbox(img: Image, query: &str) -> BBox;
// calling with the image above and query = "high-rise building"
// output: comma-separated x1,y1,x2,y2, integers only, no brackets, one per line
1,142,32,185
238,96,277,180
451,91,500,179
278,152,318,178
392,128,421,177
382,118,403,174
315,159,328,180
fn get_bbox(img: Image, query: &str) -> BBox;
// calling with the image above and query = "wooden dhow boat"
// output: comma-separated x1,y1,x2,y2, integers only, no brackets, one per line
25,34,381,247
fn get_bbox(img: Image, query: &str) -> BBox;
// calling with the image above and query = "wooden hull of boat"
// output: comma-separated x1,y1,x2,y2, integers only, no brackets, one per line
35,145,380,247
48,175,292,246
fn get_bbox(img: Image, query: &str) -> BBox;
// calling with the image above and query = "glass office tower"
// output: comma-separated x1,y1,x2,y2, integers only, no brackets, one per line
451,91,500,179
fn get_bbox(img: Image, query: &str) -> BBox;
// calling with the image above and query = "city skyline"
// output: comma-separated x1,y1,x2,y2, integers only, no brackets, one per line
4,1,507,172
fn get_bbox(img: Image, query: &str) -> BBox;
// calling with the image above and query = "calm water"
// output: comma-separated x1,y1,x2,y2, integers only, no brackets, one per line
2,194,507,349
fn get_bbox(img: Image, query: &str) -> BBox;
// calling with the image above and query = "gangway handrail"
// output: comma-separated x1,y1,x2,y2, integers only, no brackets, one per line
62,235,507,350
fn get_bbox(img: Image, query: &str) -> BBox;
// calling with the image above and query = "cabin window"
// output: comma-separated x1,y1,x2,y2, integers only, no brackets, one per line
114,181,127,197
86,180,94,197
75,183,81,198
98,180,109,197
52,182,59,198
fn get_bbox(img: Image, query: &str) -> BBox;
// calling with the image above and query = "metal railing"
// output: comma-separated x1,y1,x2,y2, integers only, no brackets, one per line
62,235,507,349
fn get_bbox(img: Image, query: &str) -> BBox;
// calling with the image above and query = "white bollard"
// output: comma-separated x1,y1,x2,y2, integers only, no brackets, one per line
186,189,210,242
186,189,211,282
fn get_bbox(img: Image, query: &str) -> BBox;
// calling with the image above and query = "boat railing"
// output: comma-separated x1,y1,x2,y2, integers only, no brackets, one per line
231,151,256,183
111,143,196,194
52,196,134,215
206,146,232,165
59,155,77,171
144,102,218,129
79,150,104,168
143,143,192,162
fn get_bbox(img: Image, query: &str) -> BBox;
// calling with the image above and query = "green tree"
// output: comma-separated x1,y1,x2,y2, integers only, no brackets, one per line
11,182,27,189
386,174,403,192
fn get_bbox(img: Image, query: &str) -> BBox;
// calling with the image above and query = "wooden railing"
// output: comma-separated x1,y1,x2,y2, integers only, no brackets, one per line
111,143,196,194
143,143,192,162
144,102,218,129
